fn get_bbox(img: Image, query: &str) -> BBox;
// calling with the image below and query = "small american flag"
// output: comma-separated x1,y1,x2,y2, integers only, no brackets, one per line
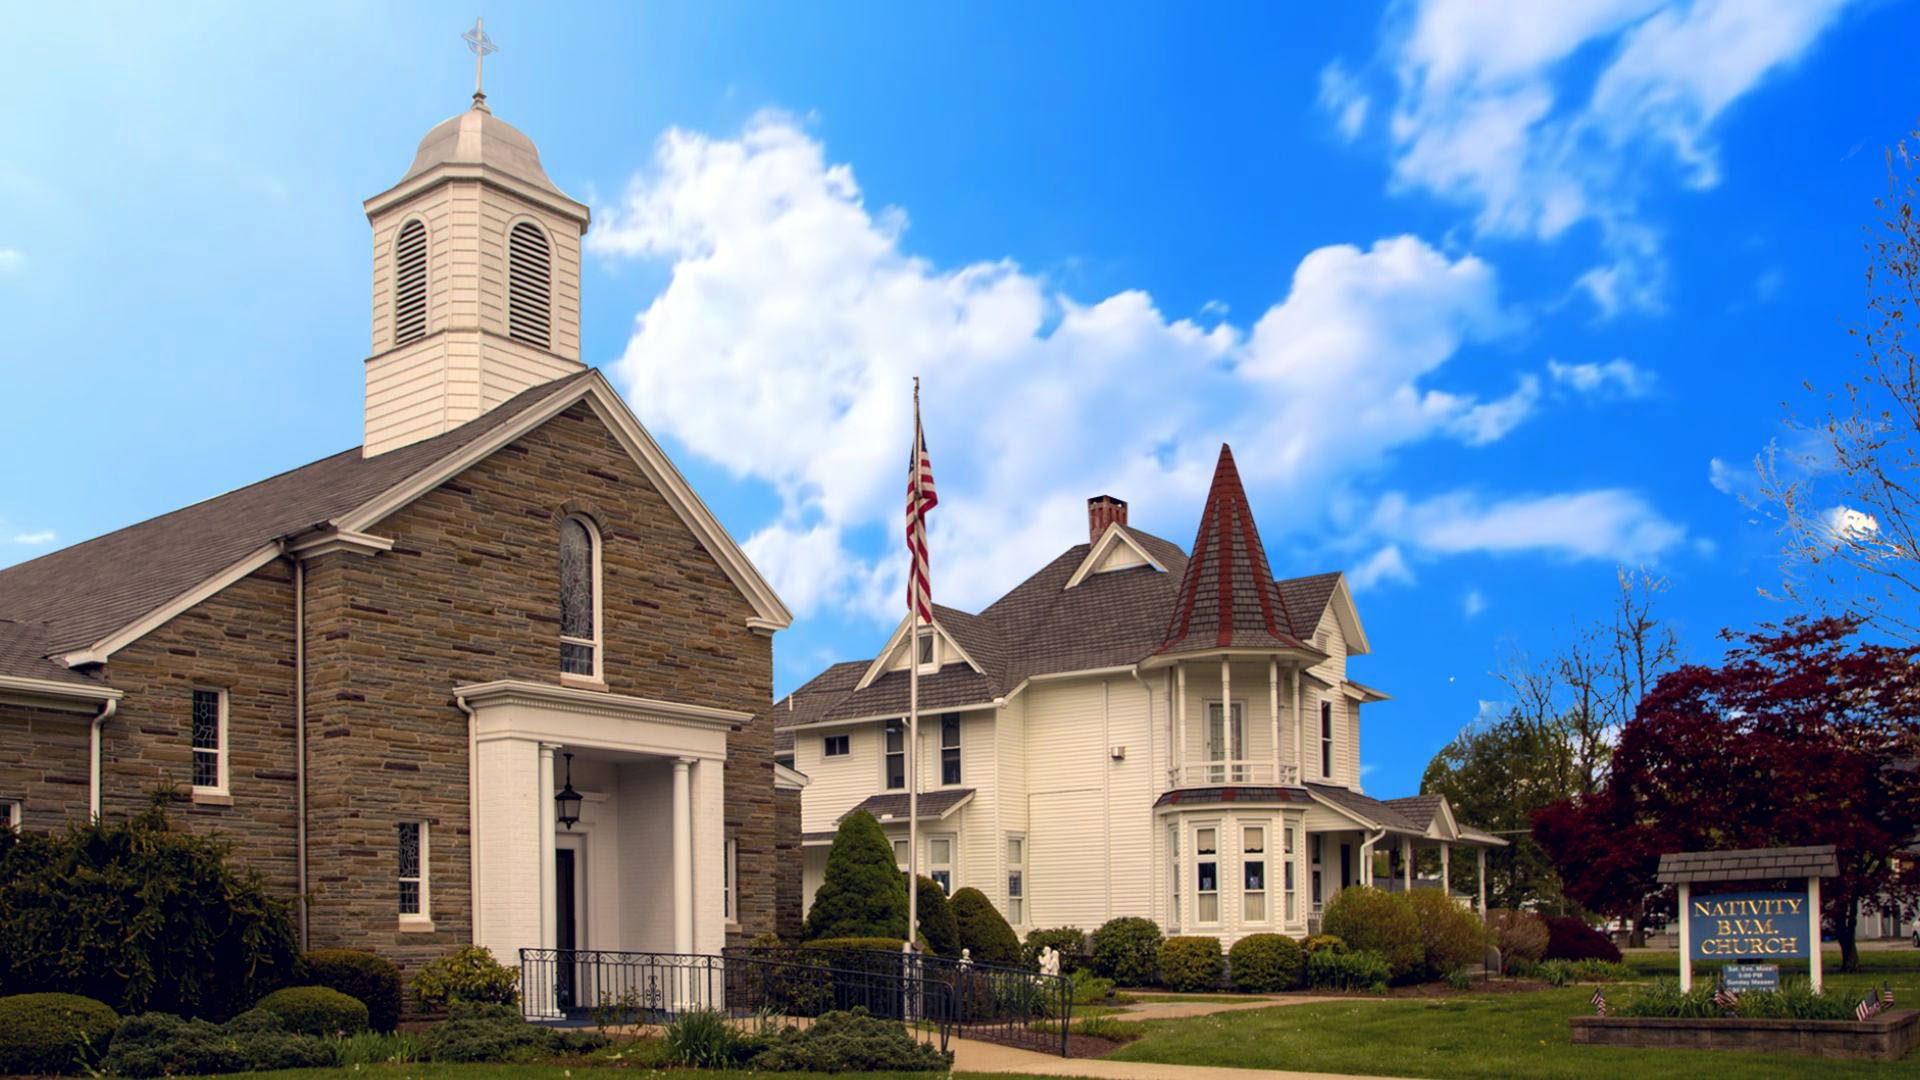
1714,983,1738,1011
1883,983,1896,1009
904,382,938,624
1857,988,1879,1022
1590,986,1606,1016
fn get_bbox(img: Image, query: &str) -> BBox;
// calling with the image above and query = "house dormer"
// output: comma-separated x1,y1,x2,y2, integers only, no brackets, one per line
855,612,986,689
1065,496,1167,588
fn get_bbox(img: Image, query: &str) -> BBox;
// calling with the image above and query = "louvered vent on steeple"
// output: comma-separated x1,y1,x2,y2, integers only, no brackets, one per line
508,221,551,349
392,219,429,346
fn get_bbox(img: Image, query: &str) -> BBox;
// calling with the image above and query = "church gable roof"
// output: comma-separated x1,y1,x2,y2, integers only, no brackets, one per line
1157,444,1309,657
0,370,789,676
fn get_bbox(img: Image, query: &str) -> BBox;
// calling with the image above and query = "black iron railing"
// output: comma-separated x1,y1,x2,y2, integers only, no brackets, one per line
723,944,1073,1056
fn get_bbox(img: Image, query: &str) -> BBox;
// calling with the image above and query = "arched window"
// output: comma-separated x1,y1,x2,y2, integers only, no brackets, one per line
559,516,600,677
508,220,552,349
392,219,429,346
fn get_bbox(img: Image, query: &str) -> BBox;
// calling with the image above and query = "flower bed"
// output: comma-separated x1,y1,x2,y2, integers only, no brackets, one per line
1567,1009,1915,1062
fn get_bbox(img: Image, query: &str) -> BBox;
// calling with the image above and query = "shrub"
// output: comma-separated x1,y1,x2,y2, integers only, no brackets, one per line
1229,933,1303,992
950,887,1021,966
1089,917,1163,986
252,985,369,1036
748,1007,952,1072
804,811,908,941
1486,909,1548,969
1305,948,1391,993
103,1012,337,1078
332,1030,426,1066
911,875,962,958
662,1009,749,1068
1320,887,1422,982
0,992,120,1075
301,949,402,1032
1303,934,1346,955
1023,927,1087,969
0,801,298,1018
1068,968,1116,1005
1616,979,1723,1019
413,945,519,1012
421,1000,606,1064
1407,890,1487,981
1543,916,1622,963
1157,936,1224,992
1445,968,1473,991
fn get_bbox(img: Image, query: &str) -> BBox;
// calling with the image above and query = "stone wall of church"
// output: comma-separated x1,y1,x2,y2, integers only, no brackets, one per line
0,703,94,831
773,784,805,941
301,401,778,985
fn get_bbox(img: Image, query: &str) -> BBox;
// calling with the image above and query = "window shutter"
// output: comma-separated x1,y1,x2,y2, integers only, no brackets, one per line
508,221,552,348
393,220,428,345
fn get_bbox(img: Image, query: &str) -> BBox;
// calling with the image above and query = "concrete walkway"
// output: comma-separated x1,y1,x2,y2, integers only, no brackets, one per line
1115,994,1347,1021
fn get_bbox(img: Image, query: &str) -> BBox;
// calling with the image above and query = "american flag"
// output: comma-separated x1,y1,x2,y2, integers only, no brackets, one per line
1713,983,1738,1011
1857,988,1880,1022
905,384,938,623
1883,983,1896,1009
1590,986,1606,1016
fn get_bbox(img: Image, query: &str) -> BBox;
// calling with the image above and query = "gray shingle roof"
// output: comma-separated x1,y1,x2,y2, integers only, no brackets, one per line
1656,845,1839,884
1305,783,1423,832
1157,445,1311,657
0,621,104,687
1384,794,1446,831
0,372,595,673
842,787,975,822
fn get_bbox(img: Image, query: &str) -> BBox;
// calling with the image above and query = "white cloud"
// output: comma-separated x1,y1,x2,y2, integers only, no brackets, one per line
1359,0,1856,314
1318,61,1372,142
1463,587,1487,617
1707,455,1754,497
9,530,54,545
1350,544,1414,590
1548,357,1653,397
1372,487,1686,562
1822,504,1879,548
590,114,1652,620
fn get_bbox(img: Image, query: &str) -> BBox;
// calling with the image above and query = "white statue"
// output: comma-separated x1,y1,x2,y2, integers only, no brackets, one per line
1039,946,1061,977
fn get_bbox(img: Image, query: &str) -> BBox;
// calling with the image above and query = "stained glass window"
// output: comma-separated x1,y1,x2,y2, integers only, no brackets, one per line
191,689,223,791
398,821,423,917
560,517,597,676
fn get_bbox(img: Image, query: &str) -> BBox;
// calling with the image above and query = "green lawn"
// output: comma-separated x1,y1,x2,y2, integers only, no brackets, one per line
1105,986,1917,1079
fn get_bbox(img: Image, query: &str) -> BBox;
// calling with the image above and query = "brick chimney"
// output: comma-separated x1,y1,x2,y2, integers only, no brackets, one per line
1088,495,1128,543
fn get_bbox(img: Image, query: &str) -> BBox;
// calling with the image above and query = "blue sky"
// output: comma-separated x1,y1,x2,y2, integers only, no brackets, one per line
1,1,1910,796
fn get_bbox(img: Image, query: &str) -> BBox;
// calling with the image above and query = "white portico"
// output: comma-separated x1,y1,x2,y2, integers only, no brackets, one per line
457,680,741,969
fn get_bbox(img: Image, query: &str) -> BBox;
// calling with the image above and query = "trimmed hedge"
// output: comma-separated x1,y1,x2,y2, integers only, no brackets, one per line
1320,887,1421,982
103,1012,336,1078
911,876,961,959
252,985,369,1036
1229,933,1302,992
1406,890,1487,981
1089,917,1163,986
1157,936,1224,992
1306,948,1391,992
748,1007,952,1072
950,887,1021,966
1543,916,1622,963
804,811,908,942
1023,927,1087,969
301,948,401,1031
413,945,519,1012
0,992,120,1076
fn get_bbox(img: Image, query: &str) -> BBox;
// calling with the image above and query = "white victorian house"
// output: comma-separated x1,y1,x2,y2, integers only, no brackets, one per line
777,445,1504,945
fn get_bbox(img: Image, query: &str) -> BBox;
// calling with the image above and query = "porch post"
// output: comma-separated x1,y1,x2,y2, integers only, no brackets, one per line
1401,836,1412,893
1477,847,1488,918
1176,666,1187,783
672,757,695,954
1220,659,1232,772
1269,658,1281,784
1441,842,1451,899
1291,669,1303,778
538,743,557,952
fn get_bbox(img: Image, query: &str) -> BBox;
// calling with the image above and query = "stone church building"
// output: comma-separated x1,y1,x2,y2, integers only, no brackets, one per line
0,86,803,977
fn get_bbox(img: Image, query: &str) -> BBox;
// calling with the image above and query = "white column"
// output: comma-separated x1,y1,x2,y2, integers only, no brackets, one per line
1807,875,1822,993
1401,836,1413,892
1220,658,1232,773
1477,847,1488,918
1269,659,1281,784
538,743,557,952
1291,669,1303,780
1441,843,1451,898
1176,666,1187,784
672,757,694,954
1678,881,1692,992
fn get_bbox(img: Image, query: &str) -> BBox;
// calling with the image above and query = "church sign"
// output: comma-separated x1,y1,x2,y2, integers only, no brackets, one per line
1687,889,1813,961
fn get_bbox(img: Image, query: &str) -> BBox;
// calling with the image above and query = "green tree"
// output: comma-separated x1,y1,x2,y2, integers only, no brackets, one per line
1421,709,1573,912
803,811,907,942
949,887,1020,966
911,876,961,958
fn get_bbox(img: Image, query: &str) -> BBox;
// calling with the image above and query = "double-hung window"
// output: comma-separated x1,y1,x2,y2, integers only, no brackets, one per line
191,687,228,795
1319,700,1334,779
892,839,910,870
928,836,954,894
940,714,961,785
1195,826,1219,923
0,800,18,830
398,821,429,921
884,721,906,790
1284,825,1298,921
823,734,850,757
723,838,738,923
1006,835,1026,924
1242,825,1267,923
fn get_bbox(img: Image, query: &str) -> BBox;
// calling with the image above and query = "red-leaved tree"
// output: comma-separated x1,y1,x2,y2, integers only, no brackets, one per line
1533,616,1920,971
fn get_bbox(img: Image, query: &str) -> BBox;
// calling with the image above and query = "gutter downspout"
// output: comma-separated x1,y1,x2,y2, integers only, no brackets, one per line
88,698,118,822
454,691,481,949
294,558,309,951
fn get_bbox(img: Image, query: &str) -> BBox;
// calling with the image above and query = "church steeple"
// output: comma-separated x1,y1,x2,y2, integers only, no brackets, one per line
358,23,590,458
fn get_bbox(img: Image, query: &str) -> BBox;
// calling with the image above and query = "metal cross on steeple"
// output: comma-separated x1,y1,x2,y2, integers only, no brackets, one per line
463,17,498,107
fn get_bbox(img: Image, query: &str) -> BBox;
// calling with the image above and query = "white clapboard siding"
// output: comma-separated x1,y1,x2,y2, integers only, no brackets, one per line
792,722,886,835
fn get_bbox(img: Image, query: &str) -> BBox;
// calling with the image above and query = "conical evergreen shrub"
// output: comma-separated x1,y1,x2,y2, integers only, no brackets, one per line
803,811,907,941
912,875,961,958
950,887,1020,966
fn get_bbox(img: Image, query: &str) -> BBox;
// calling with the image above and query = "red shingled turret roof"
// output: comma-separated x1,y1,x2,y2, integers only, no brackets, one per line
1157,444,1310,656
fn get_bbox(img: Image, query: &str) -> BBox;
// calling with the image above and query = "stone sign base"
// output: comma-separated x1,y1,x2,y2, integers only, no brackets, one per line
1568,1010,1915,1062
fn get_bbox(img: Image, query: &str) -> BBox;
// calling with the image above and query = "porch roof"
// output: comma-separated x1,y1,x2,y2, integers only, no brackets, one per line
840,787,976,824
1153,785,1308,809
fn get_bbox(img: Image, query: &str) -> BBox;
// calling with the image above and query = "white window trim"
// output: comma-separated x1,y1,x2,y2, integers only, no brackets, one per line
559,514,605,684
928,833,956,894
883,720,906,791
398,820,432,928
823,734,850,757
1006,833,1026,926
1283,823,1298,924
0,799,19,829
939,713,962,787
1242,822,1269,925
723,837,738,926
1192,822,1222,926
916,631,940,674
1203,698,1247,782
1319,697,1335,781
191,686,230,797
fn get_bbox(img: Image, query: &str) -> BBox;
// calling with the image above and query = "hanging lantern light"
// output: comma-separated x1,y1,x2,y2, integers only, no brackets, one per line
555,751,582,830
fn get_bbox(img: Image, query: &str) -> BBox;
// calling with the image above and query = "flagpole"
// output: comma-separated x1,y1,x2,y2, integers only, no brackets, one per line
907,377,921,957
